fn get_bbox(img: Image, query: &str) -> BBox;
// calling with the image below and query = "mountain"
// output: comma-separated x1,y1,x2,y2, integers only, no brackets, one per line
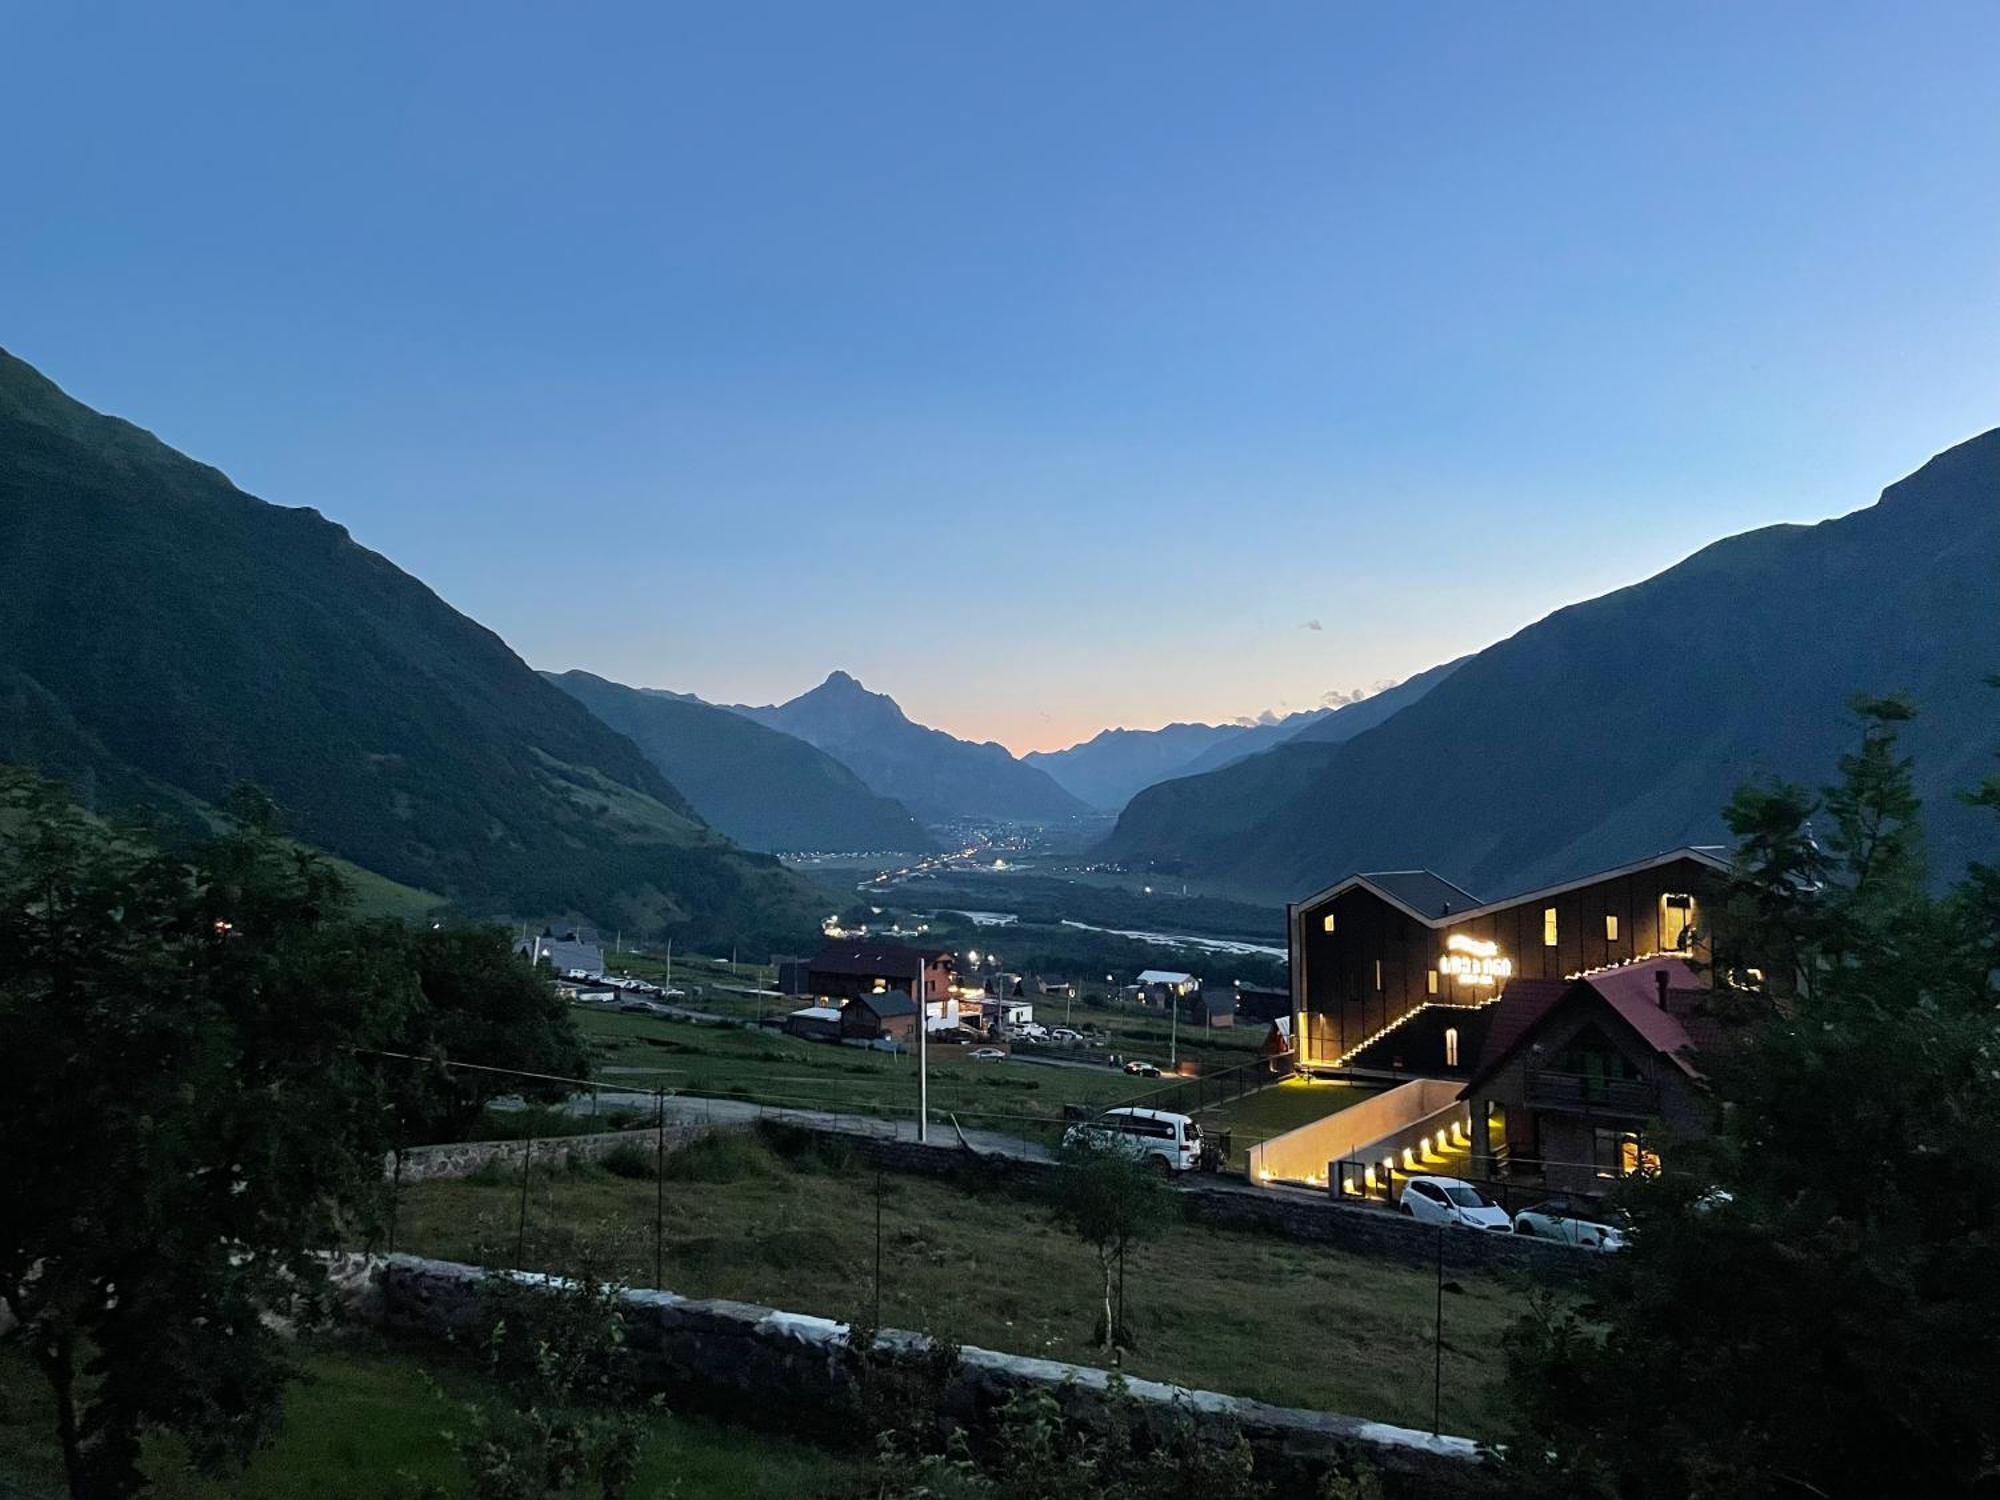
547,669,936,854
0,348,822,950
731,671,1088,825
1104,429,2000,901
1025,663,1466,811
1025,722,1247,811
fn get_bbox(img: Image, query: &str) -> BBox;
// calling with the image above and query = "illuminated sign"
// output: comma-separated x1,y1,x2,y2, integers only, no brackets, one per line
1438,933,1513,986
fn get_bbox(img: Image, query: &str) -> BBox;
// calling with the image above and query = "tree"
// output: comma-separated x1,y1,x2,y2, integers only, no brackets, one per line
0,771,415,1498
1491,699,2000,1499
385,924,592,1144
1046,1135,1173,1352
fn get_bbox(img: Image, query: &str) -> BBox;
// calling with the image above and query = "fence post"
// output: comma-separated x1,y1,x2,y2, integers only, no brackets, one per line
387,1141,403,1255
515,1131,534,1266
653,1090,666,1288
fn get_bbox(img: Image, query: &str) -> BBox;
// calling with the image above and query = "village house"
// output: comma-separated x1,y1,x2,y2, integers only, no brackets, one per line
806,939,960,1031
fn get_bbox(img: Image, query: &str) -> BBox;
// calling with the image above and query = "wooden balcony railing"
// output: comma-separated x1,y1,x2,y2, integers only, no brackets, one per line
1524,1069,1658,1115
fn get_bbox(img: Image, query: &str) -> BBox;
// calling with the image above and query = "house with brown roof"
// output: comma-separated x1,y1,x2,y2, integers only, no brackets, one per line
1459,954,1738,1195
806,940,959,1031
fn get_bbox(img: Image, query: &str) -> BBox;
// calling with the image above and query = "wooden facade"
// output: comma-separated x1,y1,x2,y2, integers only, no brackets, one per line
1287,849,1724,1068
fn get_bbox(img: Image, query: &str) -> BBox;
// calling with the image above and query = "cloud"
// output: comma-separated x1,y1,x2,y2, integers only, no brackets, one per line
1321,677,1401,709
1299,618,1323,632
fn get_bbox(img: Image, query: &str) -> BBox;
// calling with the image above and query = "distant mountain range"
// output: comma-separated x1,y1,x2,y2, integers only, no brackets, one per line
0,349,823,950
1104,428,2000,901
725,671,1088,825
1026,661,1467,810
547,670,936,854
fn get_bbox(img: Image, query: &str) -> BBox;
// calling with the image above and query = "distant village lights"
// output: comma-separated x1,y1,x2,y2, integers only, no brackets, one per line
1438,933,1513,986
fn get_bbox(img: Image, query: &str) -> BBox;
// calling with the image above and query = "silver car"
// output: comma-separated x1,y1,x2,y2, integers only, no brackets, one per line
1513,1196,1627,1251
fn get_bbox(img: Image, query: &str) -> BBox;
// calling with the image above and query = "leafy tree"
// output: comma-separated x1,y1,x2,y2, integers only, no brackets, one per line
1045,1136,1173,1352
1491,698,2000,1499
440,1269,656,1500
0,771,417,1498
385,924,592,1145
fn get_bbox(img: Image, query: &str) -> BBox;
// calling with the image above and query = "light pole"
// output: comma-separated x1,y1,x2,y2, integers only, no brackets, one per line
916,955,929,1144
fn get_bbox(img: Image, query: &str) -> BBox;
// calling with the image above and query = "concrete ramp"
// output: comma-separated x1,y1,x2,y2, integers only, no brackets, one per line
1247,1078,1467,1188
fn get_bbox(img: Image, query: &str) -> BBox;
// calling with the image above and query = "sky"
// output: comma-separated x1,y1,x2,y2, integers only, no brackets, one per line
4,2,1999,754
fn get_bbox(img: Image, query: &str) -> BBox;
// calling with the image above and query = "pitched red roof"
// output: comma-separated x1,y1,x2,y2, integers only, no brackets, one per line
1461,956,1712,1096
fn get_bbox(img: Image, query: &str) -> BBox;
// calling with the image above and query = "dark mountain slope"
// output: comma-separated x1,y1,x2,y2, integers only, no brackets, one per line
548,669,936,854
1025,721,1245,811
0,348,821,949
1105,429,2000,900
734,671,1088,825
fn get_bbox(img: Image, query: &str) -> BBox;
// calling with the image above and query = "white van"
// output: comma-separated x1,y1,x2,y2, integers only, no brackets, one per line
1063,1107,1202,1174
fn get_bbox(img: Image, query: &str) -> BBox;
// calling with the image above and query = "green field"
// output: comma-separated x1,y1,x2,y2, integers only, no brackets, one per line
573,1008,1163,1143
1196,1077,1386,1164
0,1336,859,1500
396,1129,1529,1437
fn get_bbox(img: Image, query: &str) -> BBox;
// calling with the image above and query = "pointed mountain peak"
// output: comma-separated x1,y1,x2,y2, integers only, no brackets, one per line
820,669,867,692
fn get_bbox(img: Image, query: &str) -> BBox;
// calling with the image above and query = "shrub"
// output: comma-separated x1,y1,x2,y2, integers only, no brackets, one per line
600,1143,657,1181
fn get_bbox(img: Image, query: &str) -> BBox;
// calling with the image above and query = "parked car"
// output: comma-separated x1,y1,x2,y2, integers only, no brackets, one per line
1513,1196,1627,1250
1050,1027,1082,1042
1123,1059,1162,1077
1063,1107,1201,1173
1399,1175,1511,1231
968,1046,1006,1062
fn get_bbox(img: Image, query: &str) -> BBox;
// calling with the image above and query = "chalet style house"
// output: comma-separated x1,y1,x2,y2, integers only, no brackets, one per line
1279,847,1737,1190
1287,847,1726,1073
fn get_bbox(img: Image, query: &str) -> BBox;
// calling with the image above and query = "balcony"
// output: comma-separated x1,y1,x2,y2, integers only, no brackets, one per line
1524,1068,1658,1115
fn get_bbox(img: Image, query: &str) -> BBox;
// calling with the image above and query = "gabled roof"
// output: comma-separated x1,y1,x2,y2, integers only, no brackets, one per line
1136,969,1197,985
1460,956,1709,1097
850,990,918,1018
809,940,952,978
1293,846,1729,927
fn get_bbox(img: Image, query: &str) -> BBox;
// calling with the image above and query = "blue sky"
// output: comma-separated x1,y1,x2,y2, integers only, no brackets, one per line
5,1,1998,752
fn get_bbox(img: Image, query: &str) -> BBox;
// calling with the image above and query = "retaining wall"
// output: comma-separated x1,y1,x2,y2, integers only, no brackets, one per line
386,1120,727,1185
1247,1078,1463,1185
330,1254,1491,1498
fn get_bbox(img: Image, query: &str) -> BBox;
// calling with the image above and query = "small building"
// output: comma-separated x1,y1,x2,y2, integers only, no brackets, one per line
1233,985,1291,1025
1459,955,1737,1195
979,996,1035,1030
808,940,956,1008
1185,988,1236,1028
1032,975,1076,999
784,1005,845,1043
520,925,606,978
772,955,815,998
843,990,919,1043
1135,969,1199,998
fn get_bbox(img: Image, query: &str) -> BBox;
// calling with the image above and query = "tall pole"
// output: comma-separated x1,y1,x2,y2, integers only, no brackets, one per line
665,938,672,993
653,1090,666,1289
916,956,929,1143
1433,1226,1445,1435
1170,985,1179,1069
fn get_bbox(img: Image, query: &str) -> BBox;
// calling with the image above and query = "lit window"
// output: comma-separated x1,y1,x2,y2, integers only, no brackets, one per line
1444,1027,1460,1067
1373,959,1383,991
1427,969,1439,995
1662,893,1695,950
1543,907,1558,947
1322,913,1336,933
1605,914,1619,942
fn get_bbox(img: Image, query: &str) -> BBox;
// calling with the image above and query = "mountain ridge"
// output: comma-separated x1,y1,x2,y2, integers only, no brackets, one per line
1104,427,2000,900
0,347,823,950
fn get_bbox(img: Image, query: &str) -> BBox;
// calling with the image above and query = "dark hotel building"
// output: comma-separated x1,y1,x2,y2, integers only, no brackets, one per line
1286,847,1726,1072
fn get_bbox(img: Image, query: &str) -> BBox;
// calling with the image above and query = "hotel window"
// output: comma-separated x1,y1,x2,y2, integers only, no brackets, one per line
1662,893,1695,950
1444,1027,1460,1068
1322,913,1336,933
1427,969,1439,995
1543,907,1558,947
1605,914,1619,942
1373,959,1383,992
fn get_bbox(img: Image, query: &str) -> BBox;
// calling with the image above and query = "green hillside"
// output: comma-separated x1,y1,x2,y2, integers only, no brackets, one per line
548,669,936,854
0,349,822,950
1106,427,2000,901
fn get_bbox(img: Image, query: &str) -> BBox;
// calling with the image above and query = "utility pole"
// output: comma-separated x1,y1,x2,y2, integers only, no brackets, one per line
665,938,673,993
1170,985,1180,1069
916,955,929,1144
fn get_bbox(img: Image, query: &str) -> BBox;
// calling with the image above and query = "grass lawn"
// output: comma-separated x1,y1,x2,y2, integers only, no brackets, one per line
0,1335,859,1500
1196,1077,1386,1165
396,1130,1532,1437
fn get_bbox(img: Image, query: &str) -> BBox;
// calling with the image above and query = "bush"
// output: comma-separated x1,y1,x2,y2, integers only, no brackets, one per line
660,1130,780,1184
600,1143,657,1181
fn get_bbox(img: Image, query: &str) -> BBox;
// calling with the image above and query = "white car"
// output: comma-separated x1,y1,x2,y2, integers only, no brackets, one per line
1049,1027,1082,1042
1399,1175,1511,1232
1513,1196,1627,1251
968,1046,1006,1062
1063,1107,1202,1174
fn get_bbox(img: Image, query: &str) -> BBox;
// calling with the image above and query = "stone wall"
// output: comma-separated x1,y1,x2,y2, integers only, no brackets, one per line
386,1120,726,1185
335,1254,1491,1498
